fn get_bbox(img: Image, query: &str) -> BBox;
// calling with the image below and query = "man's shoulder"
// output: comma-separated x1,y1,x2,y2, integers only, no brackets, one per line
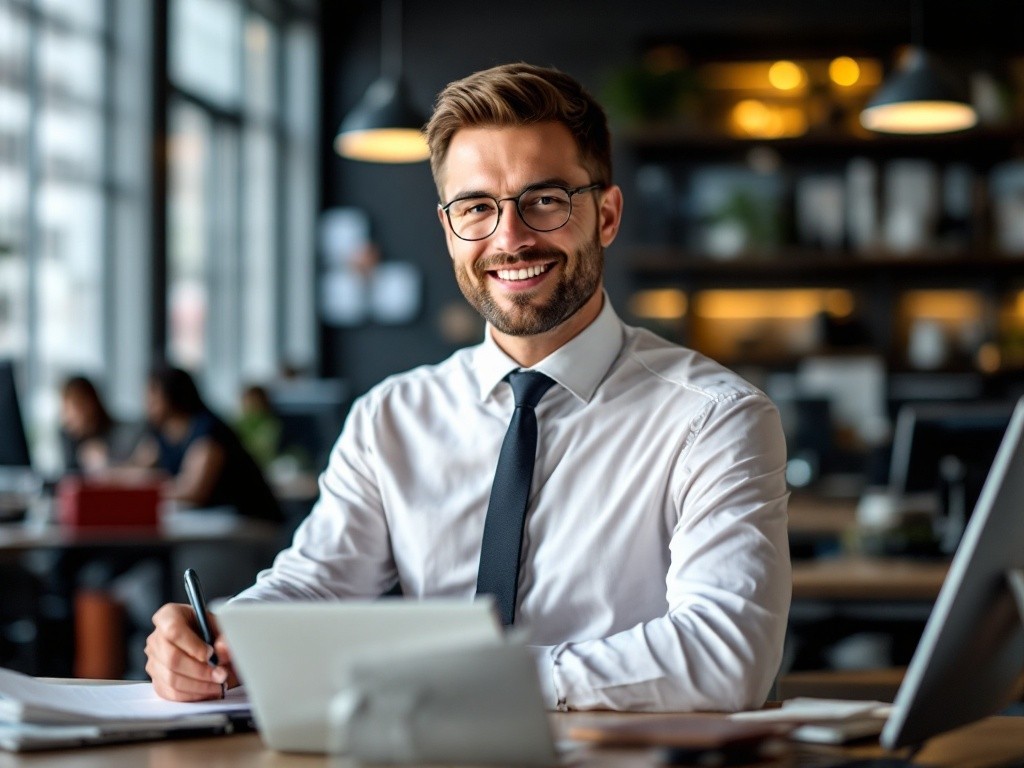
358,346,479,408
620,324,764,403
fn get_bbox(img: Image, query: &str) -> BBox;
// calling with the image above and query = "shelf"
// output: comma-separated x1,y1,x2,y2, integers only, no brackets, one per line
619,117,1024,384
629,248,1024,288
623,124,1024,164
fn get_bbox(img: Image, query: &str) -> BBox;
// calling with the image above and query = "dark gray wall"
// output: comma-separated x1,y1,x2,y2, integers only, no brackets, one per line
320,0,1024,396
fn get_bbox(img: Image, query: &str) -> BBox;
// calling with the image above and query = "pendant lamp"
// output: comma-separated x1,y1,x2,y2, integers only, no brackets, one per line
860,2,976,135
334,0,429,163
860,47,977,134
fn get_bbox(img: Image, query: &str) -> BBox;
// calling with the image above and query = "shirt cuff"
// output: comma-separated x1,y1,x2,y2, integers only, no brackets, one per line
527,643,569,711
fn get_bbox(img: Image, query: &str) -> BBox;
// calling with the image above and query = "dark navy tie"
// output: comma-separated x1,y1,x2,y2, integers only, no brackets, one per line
476,370,556,625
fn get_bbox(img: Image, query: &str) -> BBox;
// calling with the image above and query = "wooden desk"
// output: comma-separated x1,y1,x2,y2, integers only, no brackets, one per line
0,510,282,677
792,556,948,602
788,556,948,676
787,494,859,541
1,713,1022,768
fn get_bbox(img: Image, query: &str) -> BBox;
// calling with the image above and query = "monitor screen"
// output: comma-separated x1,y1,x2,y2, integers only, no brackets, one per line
268,378,349,471
881,395,1024,749
0,360,31,468
888,401,1014,551
889,401,1014,499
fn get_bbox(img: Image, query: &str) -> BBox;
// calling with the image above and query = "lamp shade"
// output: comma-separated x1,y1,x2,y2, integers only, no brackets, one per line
334,76,429,163
860,48,977,134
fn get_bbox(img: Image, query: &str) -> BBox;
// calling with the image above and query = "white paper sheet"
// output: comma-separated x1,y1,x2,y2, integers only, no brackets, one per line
0,667,249,724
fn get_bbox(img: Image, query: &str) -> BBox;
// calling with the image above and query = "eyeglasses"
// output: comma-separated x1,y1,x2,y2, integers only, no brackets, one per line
439,183,604,242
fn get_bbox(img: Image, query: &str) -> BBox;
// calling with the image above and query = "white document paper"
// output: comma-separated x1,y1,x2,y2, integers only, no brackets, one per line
729,697,892,723
0,667,249,725
730,697,891,744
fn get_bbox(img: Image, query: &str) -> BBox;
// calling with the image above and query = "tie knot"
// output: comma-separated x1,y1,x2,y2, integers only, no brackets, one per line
507,370,556,409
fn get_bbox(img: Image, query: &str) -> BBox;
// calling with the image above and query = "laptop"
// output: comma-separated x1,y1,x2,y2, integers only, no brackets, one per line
217,599,550,756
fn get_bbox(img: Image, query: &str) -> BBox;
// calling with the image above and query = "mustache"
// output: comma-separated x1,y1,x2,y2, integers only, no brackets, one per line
476,247,565,273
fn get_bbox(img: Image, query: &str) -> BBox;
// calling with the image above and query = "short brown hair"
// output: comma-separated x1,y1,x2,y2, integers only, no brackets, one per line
425,62,612,197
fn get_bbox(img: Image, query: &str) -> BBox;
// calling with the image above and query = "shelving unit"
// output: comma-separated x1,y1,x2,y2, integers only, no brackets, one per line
630,249,1023,287
621,126,1024,377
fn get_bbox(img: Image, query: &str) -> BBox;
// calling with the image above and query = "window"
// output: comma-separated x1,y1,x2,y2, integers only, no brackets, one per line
0,0,150,471
167,0,318,410
0,0,318,470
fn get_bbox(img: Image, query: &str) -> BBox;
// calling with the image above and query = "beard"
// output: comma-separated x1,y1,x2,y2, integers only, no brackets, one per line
454,233,604,337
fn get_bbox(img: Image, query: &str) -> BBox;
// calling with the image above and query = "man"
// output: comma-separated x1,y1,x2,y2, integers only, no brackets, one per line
145,62,790,712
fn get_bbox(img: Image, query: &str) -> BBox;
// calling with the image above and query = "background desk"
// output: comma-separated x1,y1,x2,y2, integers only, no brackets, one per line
0,509,282,555
0,508,282,608
1,713,1022,768
792,557,948,602
0,510,281,678
788,556,948,671
786,490,950,672
787,493,860,549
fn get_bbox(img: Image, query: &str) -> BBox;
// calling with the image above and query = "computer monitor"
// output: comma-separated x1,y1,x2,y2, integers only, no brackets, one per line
880,395,1024,750
0,360,31,468
268,378,349,471
888,400,1014,551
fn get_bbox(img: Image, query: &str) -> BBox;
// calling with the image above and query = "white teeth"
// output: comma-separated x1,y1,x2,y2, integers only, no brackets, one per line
496,263,550,281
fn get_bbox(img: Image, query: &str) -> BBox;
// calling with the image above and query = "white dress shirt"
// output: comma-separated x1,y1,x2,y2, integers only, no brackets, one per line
236,295,791,712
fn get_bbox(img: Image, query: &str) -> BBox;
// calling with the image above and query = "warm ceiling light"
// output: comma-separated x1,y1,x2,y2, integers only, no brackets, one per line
768,60,805,91
1014,291,1024,317
628,289,688,320
825,289,855,317
335,120,430,163
860,48,977,134
732,99,772,134
334,0,429,163
695,290,854,320
901,290,982,321
829,56,861,87
730,100,807,139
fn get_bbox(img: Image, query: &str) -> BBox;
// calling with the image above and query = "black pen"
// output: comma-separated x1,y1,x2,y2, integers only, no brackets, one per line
183,568,219,667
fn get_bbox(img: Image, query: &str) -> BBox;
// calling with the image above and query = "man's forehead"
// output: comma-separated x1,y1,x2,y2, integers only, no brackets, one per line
440,123,584,198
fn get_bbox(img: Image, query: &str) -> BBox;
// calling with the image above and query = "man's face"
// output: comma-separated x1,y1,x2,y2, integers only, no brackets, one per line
437,123,620,337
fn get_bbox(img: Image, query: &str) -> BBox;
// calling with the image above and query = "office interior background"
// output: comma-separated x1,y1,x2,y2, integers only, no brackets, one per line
2,0,1024,677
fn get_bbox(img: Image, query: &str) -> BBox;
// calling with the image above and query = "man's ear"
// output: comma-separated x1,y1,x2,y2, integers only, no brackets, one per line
597,185,624,248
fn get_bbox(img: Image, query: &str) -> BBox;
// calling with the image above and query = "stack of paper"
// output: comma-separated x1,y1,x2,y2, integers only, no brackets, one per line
730,698,892,744
0,666,251,751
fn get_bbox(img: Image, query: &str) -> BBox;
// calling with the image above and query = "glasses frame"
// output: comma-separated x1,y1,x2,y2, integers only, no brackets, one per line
439,182,604,242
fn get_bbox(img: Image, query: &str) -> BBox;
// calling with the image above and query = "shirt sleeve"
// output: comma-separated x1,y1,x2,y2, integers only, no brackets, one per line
532,392,791,712
234,394,398,602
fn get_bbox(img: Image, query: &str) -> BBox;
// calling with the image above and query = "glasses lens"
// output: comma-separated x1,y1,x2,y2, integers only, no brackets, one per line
518,187,572,232
448,197,499,240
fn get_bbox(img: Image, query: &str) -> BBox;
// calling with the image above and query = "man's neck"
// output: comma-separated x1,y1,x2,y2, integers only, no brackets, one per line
491,290,603,368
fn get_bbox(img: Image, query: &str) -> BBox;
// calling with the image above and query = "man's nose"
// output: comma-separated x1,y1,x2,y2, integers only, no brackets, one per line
489,200,538,252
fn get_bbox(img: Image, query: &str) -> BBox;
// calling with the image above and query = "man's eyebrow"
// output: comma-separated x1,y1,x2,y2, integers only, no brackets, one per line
445,188,492,203
446,178,575,203
528,177,572,189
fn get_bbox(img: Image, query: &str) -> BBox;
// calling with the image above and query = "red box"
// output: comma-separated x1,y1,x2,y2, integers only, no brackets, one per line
56,477,162,528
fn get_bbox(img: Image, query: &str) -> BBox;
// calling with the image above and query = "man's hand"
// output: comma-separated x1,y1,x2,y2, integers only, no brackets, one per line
145,602,238,701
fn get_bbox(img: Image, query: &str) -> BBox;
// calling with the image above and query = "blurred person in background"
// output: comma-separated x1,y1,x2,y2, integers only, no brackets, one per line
234,384,282,472
131,365,283,523
59,376,139,473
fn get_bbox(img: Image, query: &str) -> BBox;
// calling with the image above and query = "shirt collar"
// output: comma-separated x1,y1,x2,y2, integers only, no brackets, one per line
473,292,624,404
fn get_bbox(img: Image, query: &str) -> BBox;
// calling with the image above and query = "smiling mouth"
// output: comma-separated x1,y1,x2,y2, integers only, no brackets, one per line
491,262,554,282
